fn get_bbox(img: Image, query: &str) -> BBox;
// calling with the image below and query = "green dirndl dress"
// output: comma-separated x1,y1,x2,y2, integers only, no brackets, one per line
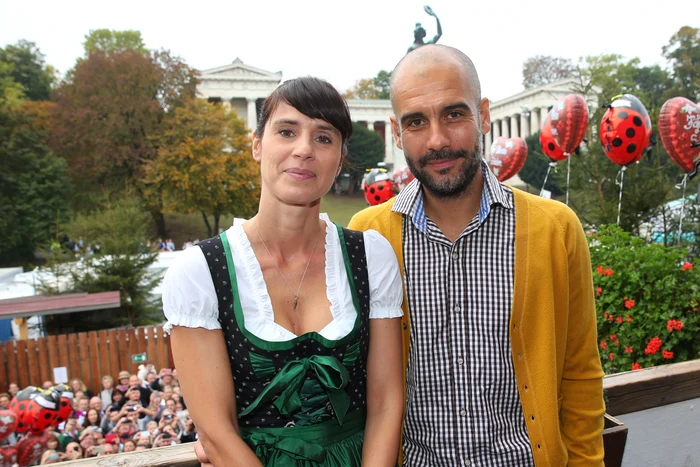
198,225,371,466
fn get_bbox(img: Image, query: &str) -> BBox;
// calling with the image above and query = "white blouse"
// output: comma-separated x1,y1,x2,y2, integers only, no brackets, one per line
162,214,403,342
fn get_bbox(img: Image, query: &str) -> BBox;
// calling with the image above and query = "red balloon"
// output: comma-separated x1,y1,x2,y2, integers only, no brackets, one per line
9,386,38,434
23,389,59,435
489,137,528,182
600,94,652,166
16,432,49,467
658,97,700,178
0,410,18,442
391,166,415,191
53,385,74,427
540,114,567,162
363,168,395,206
549,94,589,155
0,445,17,467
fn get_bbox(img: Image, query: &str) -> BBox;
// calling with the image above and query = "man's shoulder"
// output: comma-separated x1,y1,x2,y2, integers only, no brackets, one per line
348,198,401,232
511,187,582,228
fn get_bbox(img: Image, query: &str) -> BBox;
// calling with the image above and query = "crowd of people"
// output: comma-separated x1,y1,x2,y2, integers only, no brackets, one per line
0,364,196,464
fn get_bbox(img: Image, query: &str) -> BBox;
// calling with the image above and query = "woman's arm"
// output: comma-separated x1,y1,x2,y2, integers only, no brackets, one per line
170,326,263,467
361,317,404,467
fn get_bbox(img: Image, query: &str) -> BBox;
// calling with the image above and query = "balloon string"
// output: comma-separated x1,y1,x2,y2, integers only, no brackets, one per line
540,162,556,197
566,156,571,206
615,166,627,225
675,174,688,245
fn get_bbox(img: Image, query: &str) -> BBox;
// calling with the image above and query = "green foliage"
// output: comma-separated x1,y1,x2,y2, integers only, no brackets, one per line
343,122,385,192
0,102,71,266
83,29,147,56
344,70,391,100
0,40,55,101
41,197,163,329
662,26,700,100
518,131,565,196
589,225,700,374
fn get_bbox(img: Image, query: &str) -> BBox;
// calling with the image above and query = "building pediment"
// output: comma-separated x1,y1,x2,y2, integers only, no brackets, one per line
200,58,282,82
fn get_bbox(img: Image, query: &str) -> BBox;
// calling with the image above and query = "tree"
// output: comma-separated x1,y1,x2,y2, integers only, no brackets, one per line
522,55,575,89
662,26,700,100
567,54,678,232
143,99,260,237
0,61,25,108
344,70,391,99
83,29,147,56
51,48,198,236
0,101,71,266
342,122,385,193
0,40,55,100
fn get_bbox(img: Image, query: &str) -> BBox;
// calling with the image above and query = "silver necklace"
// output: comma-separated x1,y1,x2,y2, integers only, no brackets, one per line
253,219,322,310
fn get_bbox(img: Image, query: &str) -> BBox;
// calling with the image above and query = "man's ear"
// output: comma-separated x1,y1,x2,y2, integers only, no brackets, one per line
479,98,491,136
390,116,403,150
252,131,262,162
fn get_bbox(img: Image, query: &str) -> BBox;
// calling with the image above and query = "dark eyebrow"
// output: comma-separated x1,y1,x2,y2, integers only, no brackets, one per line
271,119,340,135
444,103,473,114
271,118,298,126
400,111,427,127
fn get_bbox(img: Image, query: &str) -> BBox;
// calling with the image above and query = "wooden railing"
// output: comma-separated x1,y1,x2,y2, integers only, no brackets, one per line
55,359,700,467
0,325,171,393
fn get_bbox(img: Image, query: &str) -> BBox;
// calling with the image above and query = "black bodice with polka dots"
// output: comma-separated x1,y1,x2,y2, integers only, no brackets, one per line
198,226,370,429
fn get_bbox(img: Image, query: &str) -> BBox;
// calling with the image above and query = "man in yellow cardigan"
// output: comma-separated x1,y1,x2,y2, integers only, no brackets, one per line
348,45,605,466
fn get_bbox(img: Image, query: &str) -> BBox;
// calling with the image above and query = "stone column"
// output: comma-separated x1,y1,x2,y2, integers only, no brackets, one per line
530,108,540,135
511,114,520,138
484,130,493,160
246,98,257,131
521,111,530,138
367,121,375,132
492,119,501,140
502,117,510,139
384,121,394,163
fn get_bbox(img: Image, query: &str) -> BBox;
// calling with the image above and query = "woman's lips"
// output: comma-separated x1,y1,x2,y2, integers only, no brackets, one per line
285,168,316,179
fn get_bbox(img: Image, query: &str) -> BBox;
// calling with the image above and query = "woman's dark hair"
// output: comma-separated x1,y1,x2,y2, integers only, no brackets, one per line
255,76,353,153
111,388,124,402
82,408,102,428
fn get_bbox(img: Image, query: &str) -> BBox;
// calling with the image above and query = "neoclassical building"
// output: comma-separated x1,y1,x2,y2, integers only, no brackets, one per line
197,60,583,183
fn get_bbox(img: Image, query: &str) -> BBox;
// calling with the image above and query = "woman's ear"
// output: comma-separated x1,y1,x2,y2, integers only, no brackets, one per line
336,153,346,177
252,131,262,162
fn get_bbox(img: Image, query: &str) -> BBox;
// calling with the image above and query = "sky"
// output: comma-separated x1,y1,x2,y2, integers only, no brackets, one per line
0,0,696,102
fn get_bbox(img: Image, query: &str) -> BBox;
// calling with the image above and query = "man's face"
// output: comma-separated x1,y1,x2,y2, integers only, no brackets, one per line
118,423,131,435
162,374,173,385
78,399,89,411
65,419,76,431
166,399,176,411
146,373,156,384
103,443,116,455
89,397,102,411
8,383,18,395
129,376,141,387
0,396,9,407
391,59,490,199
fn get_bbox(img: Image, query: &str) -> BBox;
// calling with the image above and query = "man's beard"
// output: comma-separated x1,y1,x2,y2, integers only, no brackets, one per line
405,138,482,200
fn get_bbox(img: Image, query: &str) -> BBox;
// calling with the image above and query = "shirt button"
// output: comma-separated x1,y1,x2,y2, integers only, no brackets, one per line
457,357,464,365
454,305,461,313
459,409,466,417
452,252,459,260
465,461,472,466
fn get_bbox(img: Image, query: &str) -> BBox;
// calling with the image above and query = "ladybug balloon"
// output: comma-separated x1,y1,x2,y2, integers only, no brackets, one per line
363,168,395,206
658,97,700,178
540,114,567,162
489,137,528,182
549,94,589,155
9,386,38,434
600,94,652,166
52,384,73,427
19,389,59,435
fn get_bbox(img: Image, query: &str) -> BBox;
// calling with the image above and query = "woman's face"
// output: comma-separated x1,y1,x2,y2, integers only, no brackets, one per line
253,102,344,207
0,396,9,408
70,380,81,392
47,438,58,450
124,441,136,452
119,377,129,386
102,378,113,390
162,387,173,399
8,383,18,395
112,392,123,403
87,410,99,424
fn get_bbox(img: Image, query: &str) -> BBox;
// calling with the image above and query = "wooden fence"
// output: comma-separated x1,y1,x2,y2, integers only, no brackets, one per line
0,325,172,394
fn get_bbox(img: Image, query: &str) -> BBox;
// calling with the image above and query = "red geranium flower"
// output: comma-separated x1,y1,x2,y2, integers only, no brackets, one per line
609,353,615,361
626,315,632,323
662,350,674,360
604,268,614,276
600,341,607,350
632,362,643,371
682,262,693,271
624,298,636,309
610,334,618,340
616,316,623,324
596,287,602,296
624,346,633,354
644,337,663,355
604,312,609,319
667,320,684,332
597,265,604,275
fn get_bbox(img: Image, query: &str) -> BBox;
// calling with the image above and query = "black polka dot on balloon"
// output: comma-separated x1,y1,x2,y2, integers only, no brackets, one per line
18,404,25,411
548,143,555,151
607,125,612,131
61,401,67,407
44,413,52,419
626,143,637,154
369,187,375,194
618,111,628,120
612,138,623,147
626,128,636,138
633,116,643,127
377,184,384,191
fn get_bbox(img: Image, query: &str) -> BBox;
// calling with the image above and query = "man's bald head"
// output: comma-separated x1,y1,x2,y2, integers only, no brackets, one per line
390,45,481,110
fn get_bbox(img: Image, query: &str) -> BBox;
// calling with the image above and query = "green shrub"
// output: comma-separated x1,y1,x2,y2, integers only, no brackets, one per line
589,225,700,373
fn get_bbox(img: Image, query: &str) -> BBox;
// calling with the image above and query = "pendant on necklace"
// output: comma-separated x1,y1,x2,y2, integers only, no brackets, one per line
293,294,298,310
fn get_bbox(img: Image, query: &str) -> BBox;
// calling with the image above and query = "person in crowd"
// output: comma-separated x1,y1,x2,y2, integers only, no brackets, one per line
7,382,19,397
101,388,125,433
69,378,92,398
114,417,138,444
0,392,10,409
180,416,198,444
150,368,174,392
127,374,152,407
89,396,103,414
40,449,65,464
63,440,83,460
58,418,81,449
81,409,101,429
100,375,114,408
167,76,404,467
41,380,54,389
116,371,131,392
74,397,89,425
123,439,137,453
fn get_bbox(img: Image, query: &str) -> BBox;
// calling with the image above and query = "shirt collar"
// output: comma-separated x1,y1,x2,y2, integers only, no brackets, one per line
392,159,513,233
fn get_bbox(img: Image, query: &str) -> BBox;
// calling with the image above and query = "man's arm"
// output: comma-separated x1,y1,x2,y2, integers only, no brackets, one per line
561,216,605,465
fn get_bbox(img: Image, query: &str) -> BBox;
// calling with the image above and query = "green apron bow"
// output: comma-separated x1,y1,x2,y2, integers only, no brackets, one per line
245,431,327,463
239,354,350,425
